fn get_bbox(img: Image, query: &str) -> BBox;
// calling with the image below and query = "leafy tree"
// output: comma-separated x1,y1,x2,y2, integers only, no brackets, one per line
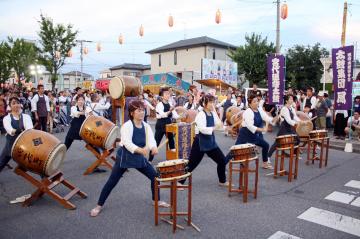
229,33,275,87
38,14,78,91
285,43,329,91
0,41,12,84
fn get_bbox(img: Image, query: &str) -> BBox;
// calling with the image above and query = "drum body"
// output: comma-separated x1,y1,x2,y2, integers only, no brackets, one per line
156,159,188,179
230,143,257,161
309,130,328,140
276,134,296,148
175,107,197,123
296,121,313,137
230,111,243,126
11,129,66,176
109,76,142,99
226,106,241,125
80,115,119,149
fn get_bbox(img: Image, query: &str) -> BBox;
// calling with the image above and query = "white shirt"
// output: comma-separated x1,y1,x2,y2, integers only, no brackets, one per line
31,94,50,112
85,102,111,117
155,101,179,119
70,106,86,118
347,117,360,127
184,102,196,110
217,98,236,108
242,108,274,134
3,114,33,136
302,96,317,110
120,120,157,154
144,99,155,110
280,106,300,126
195,110,222,135
58,96,68,104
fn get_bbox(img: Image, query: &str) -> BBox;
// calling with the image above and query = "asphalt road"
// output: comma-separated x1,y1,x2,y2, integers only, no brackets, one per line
0,125,359,239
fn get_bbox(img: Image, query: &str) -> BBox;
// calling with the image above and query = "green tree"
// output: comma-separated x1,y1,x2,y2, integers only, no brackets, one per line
38,14,78,91
229,33,275,87
285,43,329,91
7,37,39,84
0,41,12,84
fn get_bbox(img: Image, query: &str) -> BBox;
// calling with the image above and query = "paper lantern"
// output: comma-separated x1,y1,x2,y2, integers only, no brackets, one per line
67,49,73,57
118,34,124,44
215,9,221,24
0,83,3,88
139,24,144,37
281,3,288,20
55,51,61,59
96,42,101,52
168,15,174,27
83,47,89,55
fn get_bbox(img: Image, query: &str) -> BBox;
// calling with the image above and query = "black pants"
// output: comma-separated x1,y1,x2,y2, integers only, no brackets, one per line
97,157,159,206
149,127,175,162
334,113,347,137
180,136,226,184
37,116,48,132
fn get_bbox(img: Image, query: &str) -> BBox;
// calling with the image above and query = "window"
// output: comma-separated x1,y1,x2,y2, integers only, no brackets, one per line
212,48,216,59
174,50,177,65
76,78,80,81
158,54,161,67
64,78,69,81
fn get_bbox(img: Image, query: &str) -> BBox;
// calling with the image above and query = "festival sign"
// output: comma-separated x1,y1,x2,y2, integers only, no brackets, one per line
201,58,238,87
267,54,285,105
332,45,354,110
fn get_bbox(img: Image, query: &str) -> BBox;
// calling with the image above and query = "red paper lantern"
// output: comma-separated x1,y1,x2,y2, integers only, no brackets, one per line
139,24,144,37
67,49,73,57
83,47,89,55
168,15,174,27
215,9,221,24
118,34,124,44
281,3,288,20
96,42,101,52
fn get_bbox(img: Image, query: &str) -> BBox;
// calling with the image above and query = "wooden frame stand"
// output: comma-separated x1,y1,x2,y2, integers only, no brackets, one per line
274,145,300,182
306,137,330,168
83,144,116,175
14,167,87,210
154,173,199,233
228,157,259,203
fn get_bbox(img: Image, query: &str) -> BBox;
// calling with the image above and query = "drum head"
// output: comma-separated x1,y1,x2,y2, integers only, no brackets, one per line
157,159,188,168
45,144,66,176
104,126,119,149
230,143,255,150
109,77,124,99
297,121,313,137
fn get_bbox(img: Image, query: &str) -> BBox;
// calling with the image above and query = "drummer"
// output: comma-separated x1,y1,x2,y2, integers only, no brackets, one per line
0,97,33,172
268,95,301,159
149,87,179,162
85,93,111,117
90,100,169,217
184,94,196,110
179,94,229,187
217,92,236,124
226,94,277,169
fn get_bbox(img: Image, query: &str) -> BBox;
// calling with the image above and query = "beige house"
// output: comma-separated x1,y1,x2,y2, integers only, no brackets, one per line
61,71,93,91
145,36,237,89
110,63,151,78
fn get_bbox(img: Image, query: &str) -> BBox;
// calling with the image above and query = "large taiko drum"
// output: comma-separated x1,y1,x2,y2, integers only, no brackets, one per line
226,106,241,125
175,106,197,123
79,115,119,149
156,159,188,179
11,129,66,176
230,143,257,161
109,76,142,99
296,111,313,137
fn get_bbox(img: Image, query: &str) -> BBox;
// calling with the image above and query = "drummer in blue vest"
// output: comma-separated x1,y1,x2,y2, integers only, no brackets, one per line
179,94,230,186
0,97,33,173
149,87,179,162
217,92,236,124
227,94,277,169
268,95,301,159
90,100,169,217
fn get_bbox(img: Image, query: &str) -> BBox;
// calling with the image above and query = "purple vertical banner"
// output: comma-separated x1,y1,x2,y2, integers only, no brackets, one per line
332,45,354,110
267,54,285,105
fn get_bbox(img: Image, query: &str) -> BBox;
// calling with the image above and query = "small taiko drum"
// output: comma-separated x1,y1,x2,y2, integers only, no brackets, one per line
309,130,328,140
230,111,243,126
276,134,297,148
296,111,313,137
182,110,197,123
226,106,242,125
156,159,188,179
109,76,142,99
80,115,119,149
11,129,66,176
230,143,257,161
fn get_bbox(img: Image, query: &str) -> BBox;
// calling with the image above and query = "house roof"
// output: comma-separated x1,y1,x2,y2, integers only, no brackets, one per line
63,71,92,78
110,63,151,71
145,36,237,54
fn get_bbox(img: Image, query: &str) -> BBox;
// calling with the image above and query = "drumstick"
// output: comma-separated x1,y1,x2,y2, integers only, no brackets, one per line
230,119,243,129
309,116,317,121
157,139,169,150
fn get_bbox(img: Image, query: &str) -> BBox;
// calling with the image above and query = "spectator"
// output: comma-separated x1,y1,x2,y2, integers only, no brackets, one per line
0,92,6,134
345,110,360,140
324,93,333,128
353,96,360,112
315,92,328,130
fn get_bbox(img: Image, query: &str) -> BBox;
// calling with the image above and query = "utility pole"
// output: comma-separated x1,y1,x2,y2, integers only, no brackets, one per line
76,40,92,81
276,0,281,53
341,1,348,47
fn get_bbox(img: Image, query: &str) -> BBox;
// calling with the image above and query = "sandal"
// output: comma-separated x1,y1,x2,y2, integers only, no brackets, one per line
9,194,31,204
262,162,273,169
152,200,170,208
90,206,102,217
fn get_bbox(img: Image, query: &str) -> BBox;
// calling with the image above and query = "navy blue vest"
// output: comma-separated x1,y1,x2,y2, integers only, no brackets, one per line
198,111,218,152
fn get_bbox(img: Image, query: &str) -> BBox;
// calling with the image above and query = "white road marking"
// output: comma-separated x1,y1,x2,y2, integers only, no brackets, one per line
298,207,360,237
351,197,360,207
267,231,302,239
324,191,356,204
345,180,360,190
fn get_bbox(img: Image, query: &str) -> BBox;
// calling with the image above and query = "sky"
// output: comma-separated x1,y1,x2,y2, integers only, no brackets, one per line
0,0,359,78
